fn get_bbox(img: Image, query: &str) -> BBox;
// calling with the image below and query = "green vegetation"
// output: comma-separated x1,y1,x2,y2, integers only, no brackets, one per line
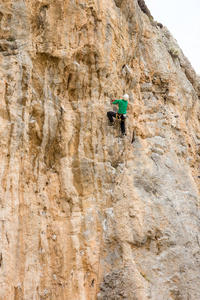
140,271,151,282
169,47,180,58
7,37,16,42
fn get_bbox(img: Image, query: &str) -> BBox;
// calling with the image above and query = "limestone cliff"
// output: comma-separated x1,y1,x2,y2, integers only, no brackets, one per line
0,0,200,299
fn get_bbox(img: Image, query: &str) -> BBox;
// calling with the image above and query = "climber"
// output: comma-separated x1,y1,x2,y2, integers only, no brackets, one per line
107,94,129,136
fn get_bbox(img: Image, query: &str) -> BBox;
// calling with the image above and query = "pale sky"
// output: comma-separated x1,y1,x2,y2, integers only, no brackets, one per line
145,0,200,74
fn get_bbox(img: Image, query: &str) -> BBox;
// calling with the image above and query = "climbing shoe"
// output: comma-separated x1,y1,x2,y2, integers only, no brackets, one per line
122,133,127,137
109,122,115,126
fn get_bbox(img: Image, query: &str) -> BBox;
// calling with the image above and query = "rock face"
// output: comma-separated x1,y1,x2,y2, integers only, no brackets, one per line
0,0,200,299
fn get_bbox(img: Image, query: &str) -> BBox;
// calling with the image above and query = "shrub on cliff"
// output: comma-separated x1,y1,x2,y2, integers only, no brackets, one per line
169,47,180,58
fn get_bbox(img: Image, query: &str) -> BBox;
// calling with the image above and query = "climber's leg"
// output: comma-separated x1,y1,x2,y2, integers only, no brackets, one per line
107,111,116,125
120,116,126,135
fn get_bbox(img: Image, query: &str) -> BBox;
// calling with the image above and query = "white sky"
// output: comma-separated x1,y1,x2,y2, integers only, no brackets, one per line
145,0,200,74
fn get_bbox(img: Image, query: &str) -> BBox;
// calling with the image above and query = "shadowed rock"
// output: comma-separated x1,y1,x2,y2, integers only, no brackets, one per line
138,0,153,19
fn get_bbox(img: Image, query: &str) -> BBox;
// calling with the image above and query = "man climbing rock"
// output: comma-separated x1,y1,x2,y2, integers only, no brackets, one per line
107,94,129,136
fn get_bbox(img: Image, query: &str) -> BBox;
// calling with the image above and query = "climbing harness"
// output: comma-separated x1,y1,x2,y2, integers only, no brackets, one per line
116,113,126,121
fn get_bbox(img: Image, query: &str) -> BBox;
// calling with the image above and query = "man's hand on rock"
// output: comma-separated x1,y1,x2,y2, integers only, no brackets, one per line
110,98,115,104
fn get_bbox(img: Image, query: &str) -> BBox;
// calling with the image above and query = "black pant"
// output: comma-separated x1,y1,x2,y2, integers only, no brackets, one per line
107,111,126,134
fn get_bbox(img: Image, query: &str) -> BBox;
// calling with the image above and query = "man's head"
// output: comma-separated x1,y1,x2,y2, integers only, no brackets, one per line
123,94,129,101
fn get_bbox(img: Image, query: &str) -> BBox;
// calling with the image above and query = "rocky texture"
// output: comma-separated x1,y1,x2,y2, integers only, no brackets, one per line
0,0,200,299
137,0,153,19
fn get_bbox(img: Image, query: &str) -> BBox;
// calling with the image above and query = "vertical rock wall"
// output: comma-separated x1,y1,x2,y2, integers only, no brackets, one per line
0,0,200,299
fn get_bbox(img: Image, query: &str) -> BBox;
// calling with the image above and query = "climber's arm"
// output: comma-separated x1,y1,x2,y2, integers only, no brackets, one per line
110,98,119,104
110,98,115,104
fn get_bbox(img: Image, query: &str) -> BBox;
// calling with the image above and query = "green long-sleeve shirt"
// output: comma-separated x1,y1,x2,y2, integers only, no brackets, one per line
113,99,128,114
